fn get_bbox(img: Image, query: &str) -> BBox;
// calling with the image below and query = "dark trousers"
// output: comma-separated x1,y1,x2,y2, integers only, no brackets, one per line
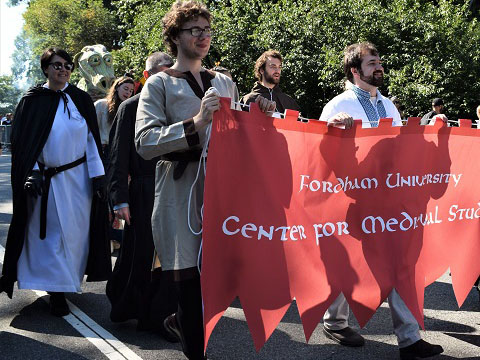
176,277,204,359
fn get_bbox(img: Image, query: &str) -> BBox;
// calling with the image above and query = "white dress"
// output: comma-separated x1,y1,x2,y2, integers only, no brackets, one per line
17,83,104,292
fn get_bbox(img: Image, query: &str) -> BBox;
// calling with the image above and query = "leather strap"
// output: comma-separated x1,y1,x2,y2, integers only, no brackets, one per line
38,154,86,239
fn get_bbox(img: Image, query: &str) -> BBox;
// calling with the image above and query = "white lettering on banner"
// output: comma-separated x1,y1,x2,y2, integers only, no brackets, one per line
314,222,349,245
361,206,442,234
385,173,462,188
300,173,462,193
299,175,378,193
221,204,480,245
222,215,307,241
448,203,480,221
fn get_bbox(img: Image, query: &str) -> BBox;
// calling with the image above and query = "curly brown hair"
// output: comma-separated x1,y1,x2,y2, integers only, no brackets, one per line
106,76,134,124
254,50,282,82
162,1,211,57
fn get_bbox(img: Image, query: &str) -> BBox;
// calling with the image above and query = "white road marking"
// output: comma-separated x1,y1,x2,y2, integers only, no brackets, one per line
0,243,143,360
0,242,5,261
2,243,479,358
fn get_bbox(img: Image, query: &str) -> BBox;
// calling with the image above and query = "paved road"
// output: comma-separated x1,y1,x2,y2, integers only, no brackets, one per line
0,152,479,360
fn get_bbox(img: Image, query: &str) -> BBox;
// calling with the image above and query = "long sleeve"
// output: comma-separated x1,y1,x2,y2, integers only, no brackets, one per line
135,75,200,160
94,99,110,145
86,131,105,178
108,102,133,206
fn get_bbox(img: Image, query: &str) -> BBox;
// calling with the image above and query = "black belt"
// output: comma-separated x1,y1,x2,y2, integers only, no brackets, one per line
38,154,87,239
161,150,202,180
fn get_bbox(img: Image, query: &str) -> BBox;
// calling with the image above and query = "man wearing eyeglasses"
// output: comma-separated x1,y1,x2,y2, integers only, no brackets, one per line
135,2,274,359
241,49,300,115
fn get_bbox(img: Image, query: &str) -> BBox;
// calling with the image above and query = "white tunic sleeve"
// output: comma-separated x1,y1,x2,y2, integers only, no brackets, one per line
86,131,104,178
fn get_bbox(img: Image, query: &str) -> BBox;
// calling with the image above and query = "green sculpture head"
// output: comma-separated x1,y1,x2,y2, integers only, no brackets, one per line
74,44,115,101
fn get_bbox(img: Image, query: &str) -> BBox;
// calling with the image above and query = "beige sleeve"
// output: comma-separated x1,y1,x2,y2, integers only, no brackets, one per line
135,76,200,160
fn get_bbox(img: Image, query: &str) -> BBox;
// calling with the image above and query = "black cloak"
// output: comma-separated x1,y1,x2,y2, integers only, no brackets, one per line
105,93,177,329
0,84,111,298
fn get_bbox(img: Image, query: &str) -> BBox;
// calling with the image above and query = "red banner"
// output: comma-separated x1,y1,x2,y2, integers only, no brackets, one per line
201,98,480,351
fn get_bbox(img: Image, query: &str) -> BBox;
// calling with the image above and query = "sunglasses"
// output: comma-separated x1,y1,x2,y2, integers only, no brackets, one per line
49,62,74,71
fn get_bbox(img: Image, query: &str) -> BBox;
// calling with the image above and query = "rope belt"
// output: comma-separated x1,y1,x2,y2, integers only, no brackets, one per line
38,154,87,239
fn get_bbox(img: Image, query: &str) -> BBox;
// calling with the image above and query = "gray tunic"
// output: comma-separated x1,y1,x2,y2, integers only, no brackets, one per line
135,69,238,277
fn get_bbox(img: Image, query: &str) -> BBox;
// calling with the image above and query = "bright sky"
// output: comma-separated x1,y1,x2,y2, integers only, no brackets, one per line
0,0,28,75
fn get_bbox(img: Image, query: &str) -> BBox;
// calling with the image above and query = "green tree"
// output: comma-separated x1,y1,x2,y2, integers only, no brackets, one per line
12,0,120,85
111,0,173,75
0,76,23,114
15,0,480,118
23,0,120,55
11,30,45,87
209,0,266,98
211,0,480,118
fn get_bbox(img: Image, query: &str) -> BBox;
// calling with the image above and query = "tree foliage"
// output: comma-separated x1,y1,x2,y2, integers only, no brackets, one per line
11,0,120,86
0,76,23,114
111,0,173,76
23,0,119,55
209,0,480,118
11,0,480,118
11,30,45,87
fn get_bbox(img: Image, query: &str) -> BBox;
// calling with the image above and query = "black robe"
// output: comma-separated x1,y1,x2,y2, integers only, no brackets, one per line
106,94,176,329
0,84,111,298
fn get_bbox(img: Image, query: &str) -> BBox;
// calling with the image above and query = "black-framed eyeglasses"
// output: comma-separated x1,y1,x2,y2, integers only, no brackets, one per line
179,27,212,37
49,62,74,71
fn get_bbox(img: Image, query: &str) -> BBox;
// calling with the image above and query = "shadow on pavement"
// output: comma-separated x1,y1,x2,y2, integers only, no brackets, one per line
424,281,480,312
207,312,400,360
0,331,89,360
9,297,74,336
443,332,480,348
67,291,180,352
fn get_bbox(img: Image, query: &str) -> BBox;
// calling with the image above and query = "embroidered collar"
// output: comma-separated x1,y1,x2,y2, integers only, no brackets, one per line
351,84,386,127
351,84,380,100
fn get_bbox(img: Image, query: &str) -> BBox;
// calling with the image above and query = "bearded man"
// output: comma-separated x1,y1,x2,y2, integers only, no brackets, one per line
319,42,444,360
241,49,300,114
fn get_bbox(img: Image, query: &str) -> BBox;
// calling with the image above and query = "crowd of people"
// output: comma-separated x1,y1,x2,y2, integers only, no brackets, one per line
0,1,479,359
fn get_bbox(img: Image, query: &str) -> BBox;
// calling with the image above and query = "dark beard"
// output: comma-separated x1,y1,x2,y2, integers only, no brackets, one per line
263,71,280,85
359,70,384,87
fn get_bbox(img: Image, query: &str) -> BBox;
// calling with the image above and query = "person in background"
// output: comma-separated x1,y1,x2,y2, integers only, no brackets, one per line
0,47,110,316
391,96,407,124
421,98,448,125
210,65,232,80
106,51,177,341
95,76,135,250
5,113,13,125
241,49,300,115
94,76,135,161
